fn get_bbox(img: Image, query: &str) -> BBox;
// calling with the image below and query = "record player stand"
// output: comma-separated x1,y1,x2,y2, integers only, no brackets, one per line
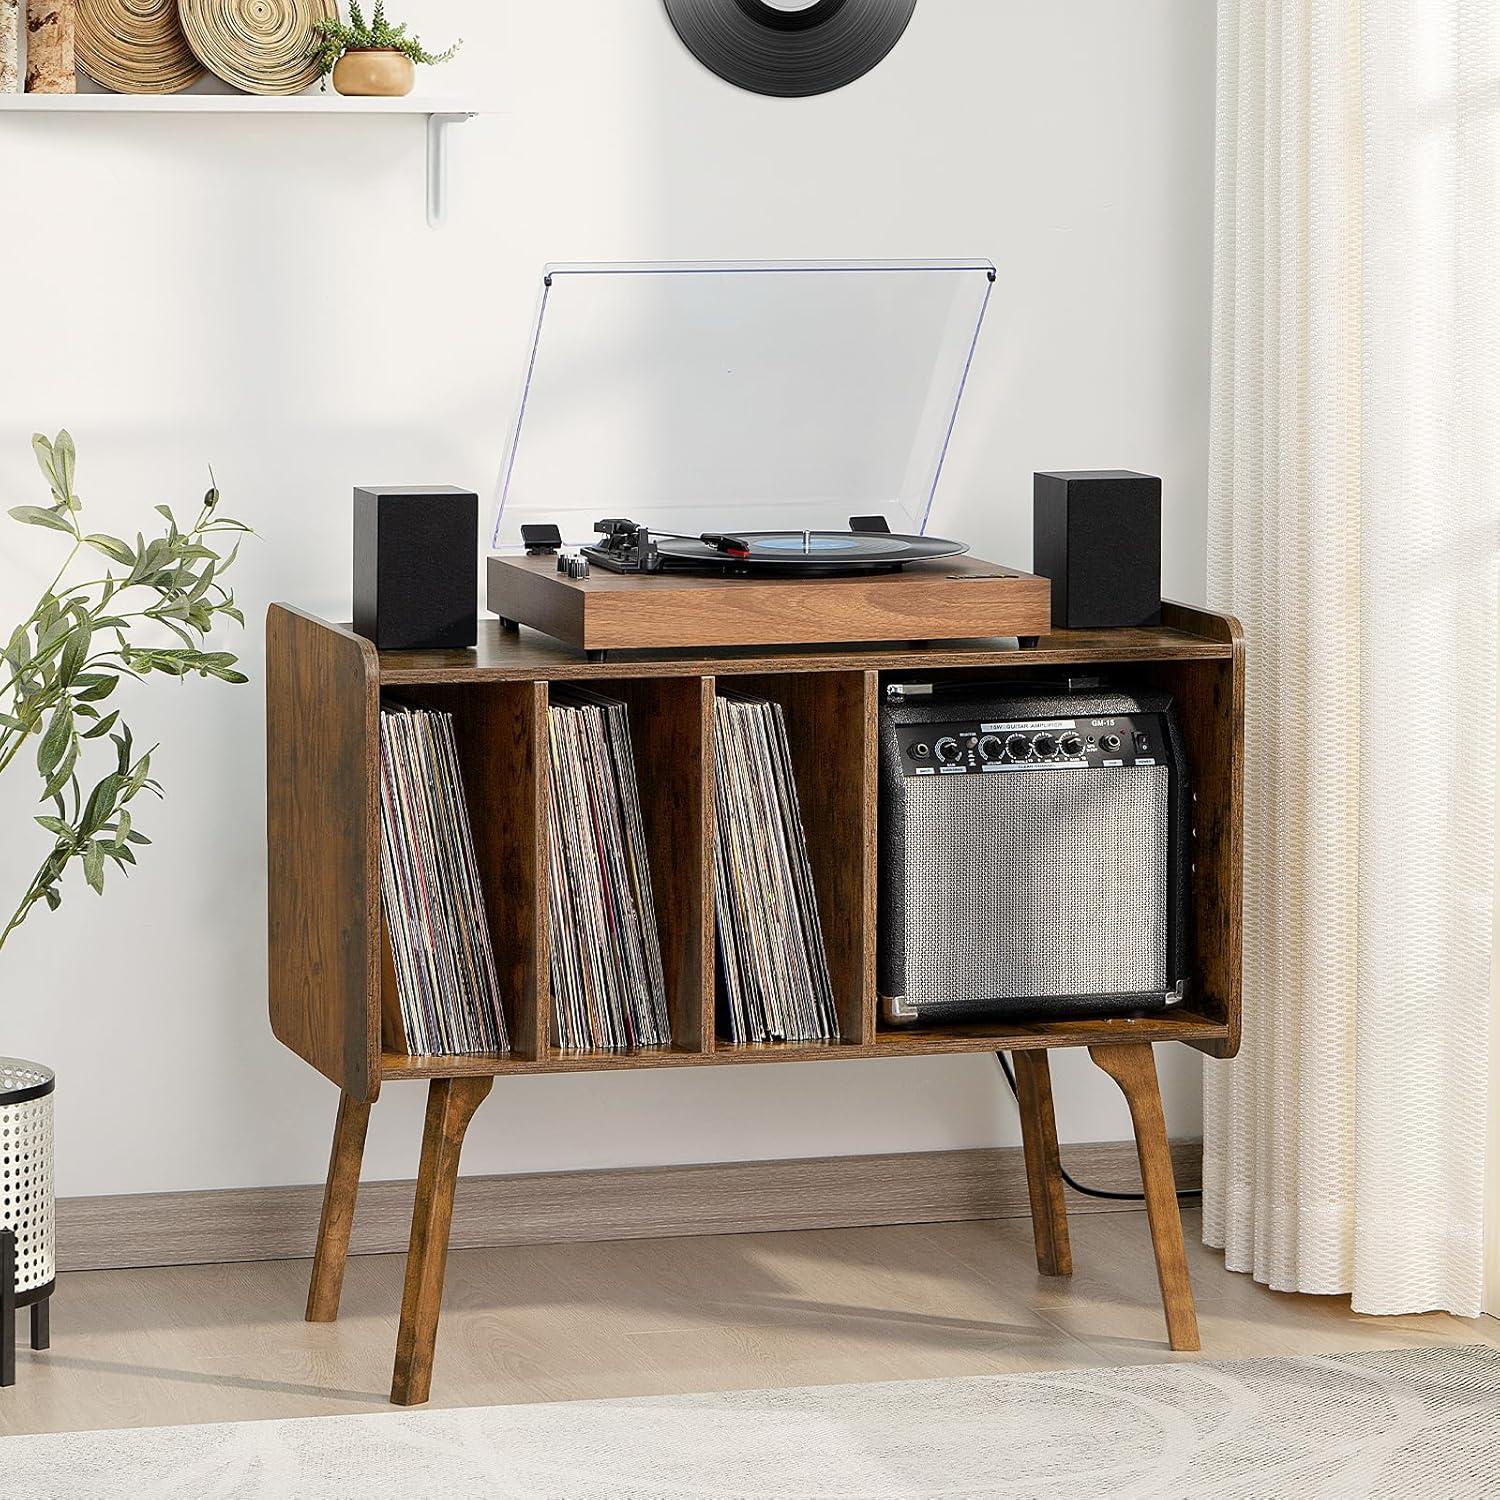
267,602,1242,1405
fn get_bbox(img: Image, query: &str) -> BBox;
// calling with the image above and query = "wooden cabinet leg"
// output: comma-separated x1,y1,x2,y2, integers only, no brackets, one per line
1010,1050,1072,1277
306,1091,372,1323
390,1076,493,1406
1089,1042,1200,1352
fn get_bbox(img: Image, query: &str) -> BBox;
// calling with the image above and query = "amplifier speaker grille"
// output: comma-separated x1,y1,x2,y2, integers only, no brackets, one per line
901,764,1170,1007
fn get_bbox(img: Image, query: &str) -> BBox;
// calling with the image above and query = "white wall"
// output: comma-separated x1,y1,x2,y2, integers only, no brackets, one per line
0,1,1217,1199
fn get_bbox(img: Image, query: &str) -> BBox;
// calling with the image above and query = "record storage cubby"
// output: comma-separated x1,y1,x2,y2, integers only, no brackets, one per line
268,602,1243,1090
266,600,1243,1404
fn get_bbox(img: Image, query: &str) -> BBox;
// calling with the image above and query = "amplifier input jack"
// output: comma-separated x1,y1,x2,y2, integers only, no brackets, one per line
1101,733,1122,753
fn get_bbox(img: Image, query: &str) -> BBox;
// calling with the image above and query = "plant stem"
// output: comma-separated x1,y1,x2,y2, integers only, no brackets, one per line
43,536,81,597
0,879,46,952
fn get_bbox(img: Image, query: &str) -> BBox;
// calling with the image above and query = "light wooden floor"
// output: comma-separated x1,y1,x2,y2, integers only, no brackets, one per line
2,1207,1495,1437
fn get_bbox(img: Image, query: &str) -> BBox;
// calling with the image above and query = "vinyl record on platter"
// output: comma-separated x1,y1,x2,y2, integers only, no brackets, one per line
663,0,917,98
656,529,963,572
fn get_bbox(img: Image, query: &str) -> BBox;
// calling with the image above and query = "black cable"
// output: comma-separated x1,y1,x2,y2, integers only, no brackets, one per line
995,1051,1201,1202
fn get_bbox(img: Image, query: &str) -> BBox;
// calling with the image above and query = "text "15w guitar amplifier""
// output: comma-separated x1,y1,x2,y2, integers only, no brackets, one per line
878,683,1190,1024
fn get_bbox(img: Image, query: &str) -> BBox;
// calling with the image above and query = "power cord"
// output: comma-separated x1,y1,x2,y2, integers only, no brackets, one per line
994,1051,1201,1202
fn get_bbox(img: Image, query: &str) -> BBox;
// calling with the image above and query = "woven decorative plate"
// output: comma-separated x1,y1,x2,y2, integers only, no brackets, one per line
76,0,206,93
179,0,335,96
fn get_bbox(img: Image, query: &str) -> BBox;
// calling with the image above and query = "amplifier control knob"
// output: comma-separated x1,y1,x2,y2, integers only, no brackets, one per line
976,734,1004,763
1004,734,1031,762
1032,733,1059,759
934,736,963,765
1059,732,1085,758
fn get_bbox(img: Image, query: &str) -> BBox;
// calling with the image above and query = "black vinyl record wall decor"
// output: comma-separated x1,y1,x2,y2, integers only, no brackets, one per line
663,0,917,98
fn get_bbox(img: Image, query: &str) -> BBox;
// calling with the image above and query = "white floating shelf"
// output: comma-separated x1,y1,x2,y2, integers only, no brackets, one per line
0,92,469,112
0,93,481,226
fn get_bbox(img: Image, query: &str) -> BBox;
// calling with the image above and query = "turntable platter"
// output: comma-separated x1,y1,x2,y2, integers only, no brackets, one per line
652,529,968,573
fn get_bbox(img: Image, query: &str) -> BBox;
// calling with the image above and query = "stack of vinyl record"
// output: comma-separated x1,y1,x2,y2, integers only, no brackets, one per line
378,704,509,1056
713,693,839,1045
546,688,671,1052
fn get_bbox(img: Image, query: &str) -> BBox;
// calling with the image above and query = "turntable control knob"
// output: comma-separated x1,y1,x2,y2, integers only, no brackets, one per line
934,736,963,765
1004,734,1032,761
976,734,1004,763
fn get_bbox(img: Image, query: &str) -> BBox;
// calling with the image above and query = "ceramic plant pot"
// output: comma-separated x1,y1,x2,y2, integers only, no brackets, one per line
332,48,415,98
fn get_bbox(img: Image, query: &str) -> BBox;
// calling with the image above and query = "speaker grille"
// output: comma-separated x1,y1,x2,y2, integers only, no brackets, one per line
901,765,1170,1007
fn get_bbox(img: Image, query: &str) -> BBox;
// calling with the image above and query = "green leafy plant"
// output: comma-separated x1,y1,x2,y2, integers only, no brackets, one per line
0,433,251,949
312,0,462,76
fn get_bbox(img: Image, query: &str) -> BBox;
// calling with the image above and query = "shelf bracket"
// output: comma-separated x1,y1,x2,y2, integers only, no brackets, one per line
425,111,475,229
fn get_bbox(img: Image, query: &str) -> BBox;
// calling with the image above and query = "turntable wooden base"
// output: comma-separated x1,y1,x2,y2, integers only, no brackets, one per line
485,553,1052,654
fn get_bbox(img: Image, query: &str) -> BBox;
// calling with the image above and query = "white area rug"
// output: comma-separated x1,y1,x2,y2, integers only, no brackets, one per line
7,1346,1498,1498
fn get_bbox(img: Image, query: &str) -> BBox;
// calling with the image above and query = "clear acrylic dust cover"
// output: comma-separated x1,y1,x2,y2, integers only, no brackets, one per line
492,259,995,549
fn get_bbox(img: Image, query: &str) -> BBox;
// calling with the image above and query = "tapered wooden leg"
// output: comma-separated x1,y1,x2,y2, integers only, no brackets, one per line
1010,1050,1072,1277
305,1091,372,1323
390,1076,493,1406
1089,1042,1200,1351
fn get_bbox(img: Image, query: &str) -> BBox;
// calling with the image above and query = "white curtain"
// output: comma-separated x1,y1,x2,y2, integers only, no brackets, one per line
1204,2,1499,1315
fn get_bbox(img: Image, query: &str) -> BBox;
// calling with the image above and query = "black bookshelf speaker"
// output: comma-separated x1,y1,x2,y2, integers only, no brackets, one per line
1033,470,1162,629
353,485,477,650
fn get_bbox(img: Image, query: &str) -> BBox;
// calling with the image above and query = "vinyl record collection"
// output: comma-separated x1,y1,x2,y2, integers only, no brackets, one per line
378,704,510,1056
546,688,672,1052
713,693,839,1045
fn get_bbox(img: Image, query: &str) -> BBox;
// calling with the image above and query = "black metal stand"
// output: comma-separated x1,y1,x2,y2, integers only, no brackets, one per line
1,1228,14,1388
0,1226,52,1386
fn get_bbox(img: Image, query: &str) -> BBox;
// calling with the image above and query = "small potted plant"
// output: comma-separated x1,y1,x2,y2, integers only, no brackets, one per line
313,1,462,98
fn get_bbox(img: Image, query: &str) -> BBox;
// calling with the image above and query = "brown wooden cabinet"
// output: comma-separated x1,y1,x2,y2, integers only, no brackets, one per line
267,602,1243,1404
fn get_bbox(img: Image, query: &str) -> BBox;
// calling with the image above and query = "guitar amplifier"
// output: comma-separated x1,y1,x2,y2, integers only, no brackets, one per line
878,683,1190,1025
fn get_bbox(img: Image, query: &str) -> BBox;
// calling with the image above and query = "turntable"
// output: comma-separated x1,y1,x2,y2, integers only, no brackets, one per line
485,261,1051,655
577,515,967,574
